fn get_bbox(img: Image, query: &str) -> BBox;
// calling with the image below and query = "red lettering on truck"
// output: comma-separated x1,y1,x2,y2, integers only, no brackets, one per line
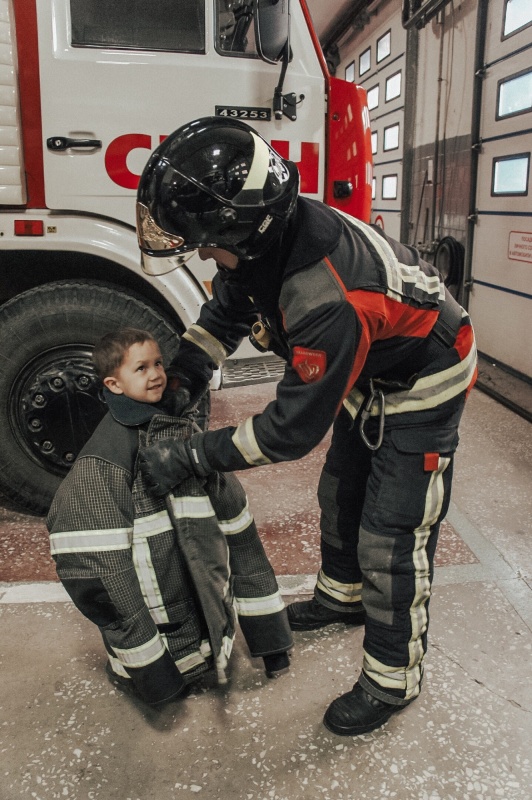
105,135,319,193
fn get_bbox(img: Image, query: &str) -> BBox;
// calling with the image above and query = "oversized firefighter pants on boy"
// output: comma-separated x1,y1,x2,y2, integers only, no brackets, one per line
315,396,465,706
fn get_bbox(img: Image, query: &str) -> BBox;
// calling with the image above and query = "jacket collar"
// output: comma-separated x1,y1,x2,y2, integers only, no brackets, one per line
103,388,162,426
282,197,343,274
234,198,343,315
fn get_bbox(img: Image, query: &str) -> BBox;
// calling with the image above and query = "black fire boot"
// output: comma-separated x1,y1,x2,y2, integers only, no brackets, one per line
263,651,290,679
105,662,189,707
323,681,410,736
287,597,365,631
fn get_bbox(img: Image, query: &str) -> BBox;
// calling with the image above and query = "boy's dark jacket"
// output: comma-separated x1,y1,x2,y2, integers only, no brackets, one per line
47,390,292,705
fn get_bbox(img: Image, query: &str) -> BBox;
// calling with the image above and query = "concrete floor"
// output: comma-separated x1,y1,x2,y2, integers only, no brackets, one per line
1,384,531,800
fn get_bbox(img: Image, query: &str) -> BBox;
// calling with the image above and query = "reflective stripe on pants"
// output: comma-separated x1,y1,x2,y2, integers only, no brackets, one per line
316,398,464,702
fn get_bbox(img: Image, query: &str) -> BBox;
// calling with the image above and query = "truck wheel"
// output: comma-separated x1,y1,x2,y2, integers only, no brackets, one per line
0,281,183,515
434,236,465,299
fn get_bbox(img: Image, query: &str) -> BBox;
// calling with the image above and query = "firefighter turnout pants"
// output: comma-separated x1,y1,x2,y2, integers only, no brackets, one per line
315,397,465,706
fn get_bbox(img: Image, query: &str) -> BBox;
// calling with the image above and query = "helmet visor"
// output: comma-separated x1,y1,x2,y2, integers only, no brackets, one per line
136,202,187,257
140,250,195,276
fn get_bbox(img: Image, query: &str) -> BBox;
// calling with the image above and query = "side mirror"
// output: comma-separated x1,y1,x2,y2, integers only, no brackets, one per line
254,0,290,65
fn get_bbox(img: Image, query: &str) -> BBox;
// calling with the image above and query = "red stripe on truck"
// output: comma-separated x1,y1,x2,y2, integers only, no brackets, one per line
12,0,45,208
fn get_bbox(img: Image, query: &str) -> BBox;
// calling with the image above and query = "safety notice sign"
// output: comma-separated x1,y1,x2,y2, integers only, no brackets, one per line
508,231,532,264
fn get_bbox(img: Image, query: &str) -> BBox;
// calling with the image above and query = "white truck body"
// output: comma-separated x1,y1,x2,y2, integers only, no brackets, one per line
0,0,372,512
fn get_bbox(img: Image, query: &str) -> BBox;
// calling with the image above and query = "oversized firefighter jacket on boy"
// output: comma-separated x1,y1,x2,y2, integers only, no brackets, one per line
47,391,292,706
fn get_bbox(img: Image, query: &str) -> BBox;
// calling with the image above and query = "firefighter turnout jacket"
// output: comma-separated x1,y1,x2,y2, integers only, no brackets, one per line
175,198,477,471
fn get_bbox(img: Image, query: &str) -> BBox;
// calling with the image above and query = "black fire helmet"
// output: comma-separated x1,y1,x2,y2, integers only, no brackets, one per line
136,116,299,263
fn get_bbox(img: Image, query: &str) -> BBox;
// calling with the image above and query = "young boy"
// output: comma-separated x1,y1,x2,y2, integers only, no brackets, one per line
47,328,292,707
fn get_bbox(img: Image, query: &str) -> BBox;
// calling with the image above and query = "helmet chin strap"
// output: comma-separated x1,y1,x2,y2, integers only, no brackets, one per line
216,261,246,282
217,186,298,271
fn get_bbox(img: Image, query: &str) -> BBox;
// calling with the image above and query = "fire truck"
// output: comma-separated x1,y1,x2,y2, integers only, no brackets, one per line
0,0,372,513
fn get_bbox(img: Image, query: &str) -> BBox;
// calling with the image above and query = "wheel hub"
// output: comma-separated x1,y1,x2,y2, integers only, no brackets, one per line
12,348,107,475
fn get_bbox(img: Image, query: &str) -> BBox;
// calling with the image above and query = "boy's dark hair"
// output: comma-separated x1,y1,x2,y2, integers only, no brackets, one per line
92,328,157,380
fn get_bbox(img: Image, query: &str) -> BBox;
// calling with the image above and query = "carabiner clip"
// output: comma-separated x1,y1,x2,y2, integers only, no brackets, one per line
359,383,385,451
249,319,272,353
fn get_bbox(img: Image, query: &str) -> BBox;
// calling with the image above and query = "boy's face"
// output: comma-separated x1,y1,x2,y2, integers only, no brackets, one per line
103,339,167,404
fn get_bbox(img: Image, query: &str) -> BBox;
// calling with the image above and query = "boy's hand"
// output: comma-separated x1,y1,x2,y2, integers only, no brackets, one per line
139,434,211,496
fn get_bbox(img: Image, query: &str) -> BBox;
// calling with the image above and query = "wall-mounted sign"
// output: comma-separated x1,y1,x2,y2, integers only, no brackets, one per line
508,231,532,264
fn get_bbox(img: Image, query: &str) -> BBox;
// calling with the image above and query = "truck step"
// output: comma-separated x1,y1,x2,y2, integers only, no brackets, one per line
222,355,285,387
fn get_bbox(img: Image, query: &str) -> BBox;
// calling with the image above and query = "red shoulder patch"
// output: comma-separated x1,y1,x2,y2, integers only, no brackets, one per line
292,346,327,384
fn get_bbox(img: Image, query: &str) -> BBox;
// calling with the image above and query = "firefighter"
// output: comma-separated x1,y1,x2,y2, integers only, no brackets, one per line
135,116,477,736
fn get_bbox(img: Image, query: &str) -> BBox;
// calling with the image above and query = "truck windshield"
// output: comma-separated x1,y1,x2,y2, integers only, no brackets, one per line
216,0,258,56
70,0,205,53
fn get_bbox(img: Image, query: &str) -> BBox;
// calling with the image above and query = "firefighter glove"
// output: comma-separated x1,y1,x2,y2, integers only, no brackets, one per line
139,433,212,497
166,362,210,408
159,386,192,417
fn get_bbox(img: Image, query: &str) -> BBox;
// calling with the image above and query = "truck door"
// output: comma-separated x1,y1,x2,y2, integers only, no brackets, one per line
36,0,327,226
